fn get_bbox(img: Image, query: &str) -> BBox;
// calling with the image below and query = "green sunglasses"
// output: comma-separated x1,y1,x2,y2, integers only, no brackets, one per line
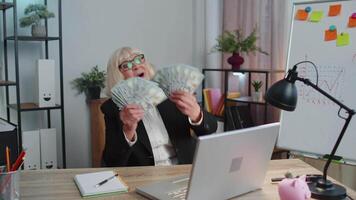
118,54,145,71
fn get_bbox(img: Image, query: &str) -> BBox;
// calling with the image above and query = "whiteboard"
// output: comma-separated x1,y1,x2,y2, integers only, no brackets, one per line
278,0,356,163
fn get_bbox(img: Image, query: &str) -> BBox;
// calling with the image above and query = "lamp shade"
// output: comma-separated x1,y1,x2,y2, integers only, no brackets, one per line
265,79,298,111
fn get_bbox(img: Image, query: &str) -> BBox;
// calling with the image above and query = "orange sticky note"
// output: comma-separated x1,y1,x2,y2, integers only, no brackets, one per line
336,33,350,47
324,29,337,41
295,9,308,21
328,4,341,16
310,11,323,22
348,16,356,28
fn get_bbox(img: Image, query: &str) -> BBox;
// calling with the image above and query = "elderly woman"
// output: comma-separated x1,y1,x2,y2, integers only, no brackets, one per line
101,47,217,167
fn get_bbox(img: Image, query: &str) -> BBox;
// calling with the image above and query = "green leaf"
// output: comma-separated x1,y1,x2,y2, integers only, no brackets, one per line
213,27,269,56
252,80,263,92
19,4,55,27
71,66,106,95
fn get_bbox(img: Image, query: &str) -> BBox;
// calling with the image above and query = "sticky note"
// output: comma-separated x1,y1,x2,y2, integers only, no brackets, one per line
309,11,323,22
336,33,350,47
348,16,356,28
296,9,308,21
325,29,337,41
328,4,341,16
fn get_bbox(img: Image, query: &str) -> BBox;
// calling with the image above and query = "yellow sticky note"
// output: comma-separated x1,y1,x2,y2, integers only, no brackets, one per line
336,33,350,47
309,11,323,22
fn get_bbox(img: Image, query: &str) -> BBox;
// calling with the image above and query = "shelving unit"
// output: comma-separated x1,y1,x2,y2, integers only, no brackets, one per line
202,68,284,131
0,0,66,168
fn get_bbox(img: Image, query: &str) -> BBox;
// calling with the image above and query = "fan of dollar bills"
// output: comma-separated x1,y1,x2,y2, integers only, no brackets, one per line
111,77,167,111
152,64,204,95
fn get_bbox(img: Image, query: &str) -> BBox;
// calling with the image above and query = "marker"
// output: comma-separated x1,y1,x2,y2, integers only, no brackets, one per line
322,154,345,164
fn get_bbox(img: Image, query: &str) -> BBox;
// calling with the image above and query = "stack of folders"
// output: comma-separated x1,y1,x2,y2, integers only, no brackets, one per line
202,88,221,113
203,91,240,116
74,171,128,198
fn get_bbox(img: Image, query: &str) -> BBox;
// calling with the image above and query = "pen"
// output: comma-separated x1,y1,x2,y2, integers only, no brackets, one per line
17,159,25,170
94,173,119,188
5,146,11,172
271,177,284,182
11,150,26,171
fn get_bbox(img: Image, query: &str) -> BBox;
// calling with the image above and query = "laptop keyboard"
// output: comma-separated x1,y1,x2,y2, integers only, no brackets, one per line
167,186,188,199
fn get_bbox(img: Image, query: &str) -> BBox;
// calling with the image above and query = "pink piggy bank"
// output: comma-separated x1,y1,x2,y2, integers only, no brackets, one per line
278,175,311,200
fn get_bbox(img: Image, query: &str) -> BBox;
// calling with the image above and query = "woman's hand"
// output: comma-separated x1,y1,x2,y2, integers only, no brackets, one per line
170,91,202,123
119,104,145,141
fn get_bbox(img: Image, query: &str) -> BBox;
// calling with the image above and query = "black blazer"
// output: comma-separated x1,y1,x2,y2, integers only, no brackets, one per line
101,99,217,167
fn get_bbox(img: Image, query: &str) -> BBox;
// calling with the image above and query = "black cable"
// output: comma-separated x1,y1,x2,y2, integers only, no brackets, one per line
347,194,354,200
293,60,319,86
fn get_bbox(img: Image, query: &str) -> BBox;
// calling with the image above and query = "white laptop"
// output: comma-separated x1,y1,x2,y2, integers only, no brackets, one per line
136,122,280,200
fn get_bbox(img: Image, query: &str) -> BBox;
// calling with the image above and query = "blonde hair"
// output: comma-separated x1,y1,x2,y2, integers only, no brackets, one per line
106,47,155,97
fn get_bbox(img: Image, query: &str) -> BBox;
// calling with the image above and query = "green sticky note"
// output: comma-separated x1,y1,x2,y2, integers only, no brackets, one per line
309,11,323,22
337,33,350,47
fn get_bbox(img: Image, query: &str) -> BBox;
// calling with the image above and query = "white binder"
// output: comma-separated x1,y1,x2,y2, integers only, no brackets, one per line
36,59,56,107
40,128,57,169
22,130,41,170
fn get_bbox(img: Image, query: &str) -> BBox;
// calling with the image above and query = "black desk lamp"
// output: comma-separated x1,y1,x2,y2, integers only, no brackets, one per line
265,61,355,200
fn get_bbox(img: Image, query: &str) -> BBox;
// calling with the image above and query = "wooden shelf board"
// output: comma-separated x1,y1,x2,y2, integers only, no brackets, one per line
5,36,60,41
0,2,13,10
0,80,16,86
8,103,62,111
227,96,266,105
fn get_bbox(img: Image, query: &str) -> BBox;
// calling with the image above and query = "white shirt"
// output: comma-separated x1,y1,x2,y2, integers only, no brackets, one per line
123,107,203,166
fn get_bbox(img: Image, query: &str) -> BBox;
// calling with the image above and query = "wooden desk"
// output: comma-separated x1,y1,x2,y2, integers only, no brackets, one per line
20,159,356,200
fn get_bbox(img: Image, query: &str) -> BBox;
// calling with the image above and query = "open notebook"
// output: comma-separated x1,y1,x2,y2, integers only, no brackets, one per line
74,171,128,198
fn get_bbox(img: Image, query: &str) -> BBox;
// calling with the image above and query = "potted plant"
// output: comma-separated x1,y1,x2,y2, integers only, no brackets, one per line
214,28,268,70
252,80,263,101
71,66,106,100
19,4,55,37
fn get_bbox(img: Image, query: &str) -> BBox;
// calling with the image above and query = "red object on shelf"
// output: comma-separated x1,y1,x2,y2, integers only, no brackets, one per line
227,53,244,70
10,150,26,171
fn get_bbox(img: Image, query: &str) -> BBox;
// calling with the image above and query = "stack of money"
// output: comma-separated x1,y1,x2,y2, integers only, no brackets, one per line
153,64,204,95
111,77,167,110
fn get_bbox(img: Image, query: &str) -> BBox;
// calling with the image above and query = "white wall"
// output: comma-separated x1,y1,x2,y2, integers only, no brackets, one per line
204,0,223,89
